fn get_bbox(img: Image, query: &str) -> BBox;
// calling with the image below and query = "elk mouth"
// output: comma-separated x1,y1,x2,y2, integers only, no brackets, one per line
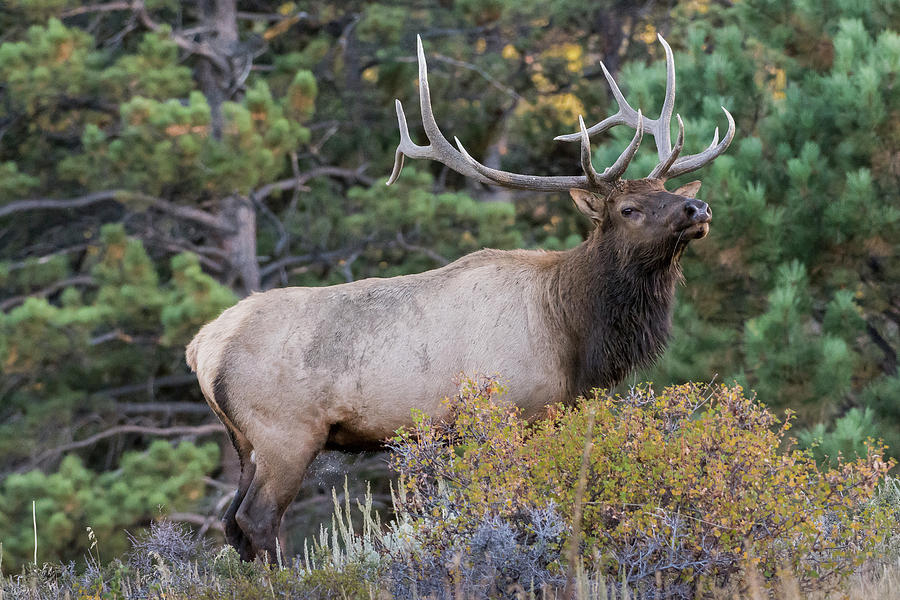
674,218,711,240
684,221,710,239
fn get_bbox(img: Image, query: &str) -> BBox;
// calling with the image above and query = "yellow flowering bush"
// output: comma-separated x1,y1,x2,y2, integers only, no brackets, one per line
389,379,896,595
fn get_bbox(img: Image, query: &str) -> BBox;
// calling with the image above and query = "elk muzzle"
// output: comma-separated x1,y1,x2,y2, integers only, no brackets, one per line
681,199,711,238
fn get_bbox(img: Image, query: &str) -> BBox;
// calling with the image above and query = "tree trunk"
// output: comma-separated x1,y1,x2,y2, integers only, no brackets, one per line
191,1,261,295
221,195,260,295
196,0,239,139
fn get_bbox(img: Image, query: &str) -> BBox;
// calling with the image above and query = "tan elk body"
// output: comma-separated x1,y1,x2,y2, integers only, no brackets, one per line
187,34,735,562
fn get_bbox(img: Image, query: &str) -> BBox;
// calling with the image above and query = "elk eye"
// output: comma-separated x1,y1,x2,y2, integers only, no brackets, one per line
621,207,635,216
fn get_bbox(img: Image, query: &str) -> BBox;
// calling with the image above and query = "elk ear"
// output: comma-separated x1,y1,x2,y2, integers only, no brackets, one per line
673,180,702,198
569,189,605,223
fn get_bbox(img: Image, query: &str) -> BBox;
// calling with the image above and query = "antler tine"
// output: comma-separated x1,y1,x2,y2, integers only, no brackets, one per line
663,107,736,179
579,115,603,187
649,114,684,179
389,35,622,194
597,110,644,181
386,100,410,185
655,33,676,160
554,62,643,142
555,34,735,182
387,35,496,187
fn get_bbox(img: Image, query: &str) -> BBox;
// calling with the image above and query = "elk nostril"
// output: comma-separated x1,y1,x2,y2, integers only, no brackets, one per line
684,200,710,221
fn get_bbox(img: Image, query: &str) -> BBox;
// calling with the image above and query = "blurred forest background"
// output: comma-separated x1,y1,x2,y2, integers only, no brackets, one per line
0,0,897,570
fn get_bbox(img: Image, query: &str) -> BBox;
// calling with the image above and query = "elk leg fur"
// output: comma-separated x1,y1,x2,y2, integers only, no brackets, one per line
234,434,325,563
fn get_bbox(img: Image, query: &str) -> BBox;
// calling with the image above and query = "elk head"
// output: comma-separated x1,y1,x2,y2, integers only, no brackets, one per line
387,34,734,264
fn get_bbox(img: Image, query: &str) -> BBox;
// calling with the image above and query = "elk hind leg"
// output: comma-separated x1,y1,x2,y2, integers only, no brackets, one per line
235,433,324,563
221,432,256,561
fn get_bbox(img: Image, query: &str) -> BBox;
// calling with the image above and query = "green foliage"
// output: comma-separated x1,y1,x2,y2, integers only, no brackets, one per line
60,83,309,195
0,161,39,200
0,18,94,115
0,441,218,571
0,225,235,465
343,168,521,276
799,407,883,465
391,380,896,594
100,31,194,101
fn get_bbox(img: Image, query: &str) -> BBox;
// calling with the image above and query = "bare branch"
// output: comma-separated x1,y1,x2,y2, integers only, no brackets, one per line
253,166,373,203
0,190,122,218
96,374,200,399
259,249,350,279
26,423,225,471
0,190,232,232
0,275,96,312
60,1,131,18
89,329,158,346
166,512,224,533
203,476,236,492
6,245,90,272
119,401,211,415
132,1,229,72
141,195,232,231
236,11,288,22
393,232,450,266
138,235,226,272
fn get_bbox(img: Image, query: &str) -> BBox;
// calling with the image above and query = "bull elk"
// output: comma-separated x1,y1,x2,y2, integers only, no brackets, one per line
187,34,735,562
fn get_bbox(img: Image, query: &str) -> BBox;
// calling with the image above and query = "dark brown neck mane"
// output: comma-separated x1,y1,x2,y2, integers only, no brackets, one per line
553,226,685,397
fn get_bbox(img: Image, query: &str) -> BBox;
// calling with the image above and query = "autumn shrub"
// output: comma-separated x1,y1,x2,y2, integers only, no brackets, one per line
389,379,896,597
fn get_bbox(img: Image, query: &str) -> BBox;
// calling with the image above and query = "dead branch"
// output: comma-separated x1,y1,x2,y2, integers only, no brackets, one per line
98,374,200,400
0,190,232,233
393,232,450,266
27,423,226,471
132,1,229,72
202,476,236,493
0,275,96,312
60,1,132,18
166,512,224,533
119,401,210,415
138,235,226,272
258,248,352,279
253,166,373,203
0,190,122,218
6,245,90,272
89,330,158,346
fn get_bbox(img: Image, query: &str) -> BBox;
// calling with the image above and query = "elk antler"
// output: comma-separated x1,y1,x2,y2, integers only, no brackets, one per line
555,34,735,181
387,36,643,194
